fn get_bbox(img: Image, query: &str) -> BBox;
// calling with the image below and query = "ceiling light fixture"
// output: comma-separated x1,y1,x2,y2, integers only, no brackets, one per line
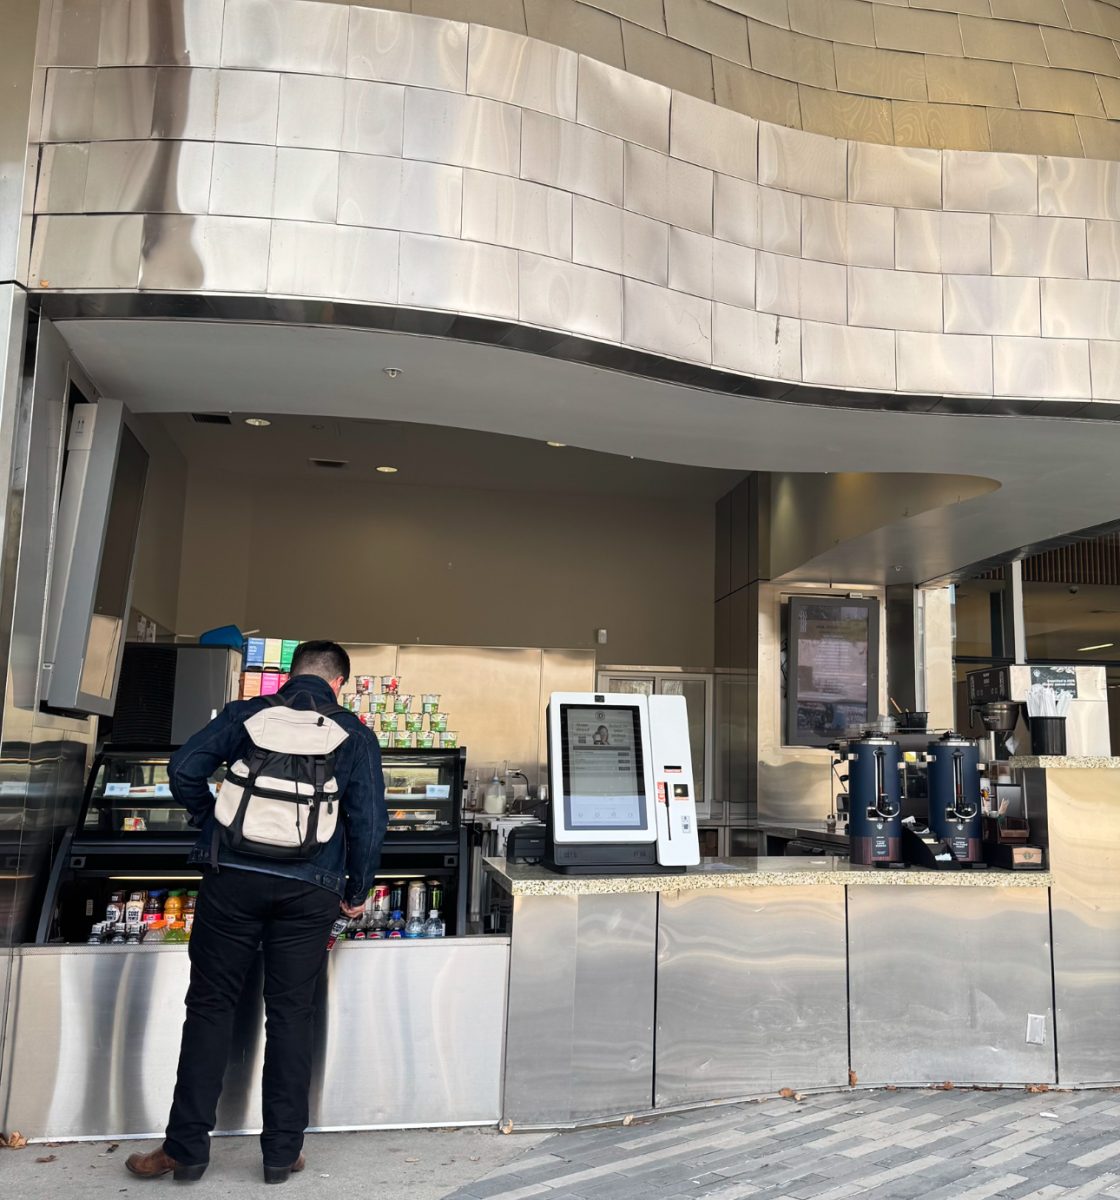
244,417,271,427
1077,642,1114,652
546,440,566,448
376,465,398,474
382,367,402,379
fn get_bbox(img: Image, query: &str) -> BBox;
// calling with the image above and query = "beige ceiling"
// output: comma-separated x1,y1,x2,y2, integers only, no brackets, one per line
143,411,746,502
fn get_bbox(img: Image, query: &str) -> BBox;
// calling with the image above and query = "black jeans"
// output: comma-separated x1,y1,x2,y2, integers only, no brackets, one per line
163,867,339,1168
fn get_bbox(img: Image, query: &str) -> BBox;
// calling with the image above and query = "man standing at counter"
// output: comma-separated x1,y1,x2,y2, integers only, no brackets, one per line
126,641,386,1186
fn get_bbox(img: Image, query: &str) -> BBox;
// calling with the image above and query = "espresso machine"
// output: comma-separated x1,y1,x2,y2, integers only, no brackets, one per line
836,733,904,867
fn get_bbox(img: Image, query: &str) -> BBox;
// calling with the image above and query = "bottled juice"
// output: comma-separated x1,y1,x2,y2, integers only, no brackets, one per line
163,890,184,923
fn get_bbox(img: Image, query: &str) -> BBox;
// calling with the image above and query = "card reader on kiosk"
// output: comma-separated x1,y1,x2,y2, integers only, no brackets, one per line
545,691,700,874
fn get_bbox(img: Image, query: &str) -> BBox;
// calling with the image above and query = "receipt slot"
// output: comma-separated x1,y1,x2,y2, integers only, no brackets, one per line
545,692,700,874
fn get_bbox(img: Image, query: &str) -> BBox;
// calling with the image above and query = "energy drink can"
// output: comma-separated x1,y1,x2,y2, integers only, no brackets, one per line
326,917,351,951
407,880,427,921
389,880,406,912
370,884,390,922
426,879,444,912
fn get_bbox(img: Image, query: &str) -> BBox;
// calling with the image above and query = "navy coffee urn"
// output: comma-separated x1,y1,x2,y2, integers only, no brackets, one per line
926,734,983,864
846,735,903,866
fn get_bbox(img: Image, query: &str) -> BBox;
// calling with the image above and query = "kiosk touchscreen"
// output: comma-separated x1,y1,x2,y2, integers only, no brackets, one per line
546,692,700,874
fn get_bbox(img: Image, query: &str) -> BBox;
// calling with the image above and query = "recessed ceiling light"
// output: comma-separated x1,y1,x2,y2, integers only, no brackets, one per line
546,440,566,448
382,367,402,379
1077,642,1114,652
244,417,271,427
376,465,398,474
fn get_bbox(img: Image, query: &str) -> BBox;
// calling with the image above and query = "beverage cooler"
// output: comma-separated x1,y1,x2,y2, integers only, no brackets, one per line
36,745,470,943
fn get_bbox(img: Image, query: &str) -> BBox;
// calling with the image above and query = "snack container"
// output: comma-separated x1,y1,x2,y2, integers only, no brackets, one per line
429,712,448,733
439,731,458,748
421,693,441,714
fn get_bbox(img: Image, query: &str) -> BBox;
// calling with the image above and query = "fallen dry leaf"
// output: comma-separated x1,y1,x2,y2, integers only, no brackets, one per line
848,1070,858,1088
499,1119,514,1135
779,1087,796,1099
99,1143,120,1155
2,1131,29,1150
932,1081,955,1091
885,1085,898,1092
622,1115,634,1126
469,1155,481,1162
36,1155,57,1164
1026,1083,1051,1093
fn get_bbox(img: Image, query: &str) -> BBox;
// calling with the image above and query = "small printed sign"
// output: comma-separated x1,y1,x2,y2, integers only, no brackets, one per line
425,784,451,799
1030,665,1078,698
104,782,130,797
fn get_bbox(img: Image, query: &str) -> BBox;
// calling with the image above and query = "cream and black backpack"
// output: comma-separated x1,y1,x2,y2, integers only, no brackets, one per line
214,695,349,860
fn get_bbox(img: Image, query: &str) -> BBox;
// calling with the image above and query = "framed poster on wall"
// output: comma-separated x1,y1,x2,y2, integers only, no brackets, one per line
784,596,880,747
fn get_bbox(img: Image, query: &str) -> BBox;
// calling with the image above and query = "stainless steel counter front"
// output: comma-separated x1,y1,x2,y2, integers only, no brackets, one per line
0,938,509,1141
488,859,1058,1125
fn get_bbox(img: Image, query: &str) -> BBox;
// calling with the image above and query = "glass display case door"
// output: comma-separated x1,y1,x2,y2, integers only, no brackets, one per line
596,670,713,820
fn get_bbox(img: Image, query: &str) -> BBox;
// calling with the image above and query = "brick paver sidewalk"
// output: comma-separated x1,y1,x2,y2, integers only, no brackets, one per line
450,1087,1120,1200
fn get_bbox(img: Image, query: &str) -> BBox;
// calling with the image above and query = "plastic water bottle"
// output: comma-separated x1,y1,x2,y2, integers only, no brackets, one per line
423,909,445,938
387,909,405,938
404,913,426,938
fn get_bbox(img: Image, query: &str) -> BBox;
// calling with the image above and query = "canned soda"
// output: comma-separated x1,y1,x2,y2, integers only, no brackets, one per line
371,884,390,921
389,880,406,912
407,880,427,921
426,879,444,912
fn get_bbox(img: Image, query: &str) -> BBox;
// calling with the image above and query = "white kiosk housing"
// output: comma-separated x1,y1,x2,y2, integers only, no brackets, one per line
546,692,700,873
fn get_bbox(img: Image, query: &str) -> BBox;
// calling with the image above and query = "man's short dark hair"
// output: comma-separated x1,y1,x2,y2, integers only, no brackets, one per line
290,641,350,685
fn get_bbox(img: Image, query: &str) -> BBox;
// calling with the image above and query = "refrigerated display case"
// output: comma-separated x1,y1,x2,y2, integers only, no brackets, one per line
37,745,469,942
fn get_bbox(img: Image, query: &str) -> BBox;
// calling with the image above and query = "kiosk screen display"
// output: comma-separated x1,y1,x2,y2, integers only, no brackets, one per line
560,705,648,831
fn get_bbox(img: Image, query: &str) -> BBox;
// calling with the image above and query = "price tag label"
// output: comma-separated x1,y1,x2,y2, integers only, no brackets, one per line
104,782,130,797
154,783,172,798
425,784,451,799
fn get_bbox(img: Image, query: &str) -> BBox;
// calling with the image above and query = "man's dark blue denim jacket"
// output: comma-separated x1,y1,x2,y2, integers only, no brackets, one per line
168,674,387,906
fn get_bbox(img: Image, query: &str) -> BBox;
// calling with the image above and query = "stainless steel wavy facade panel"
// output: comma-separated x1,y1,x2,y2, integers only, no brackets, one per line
994,336,1093,399
462,171,572,259
348,9,468,93
277,74,345,151
341,80,405,158
945,274,1042,337
19,3,1120,409
623,277,712,363
624,144,713,235
267,221,398,304
944,149,1039,215
139,213,270,291
151,66,218,140
991,214,1088,279
84,139,213,214
337,154,462,237
30,213,143,288
214,68,279,144
403,89,521,176
221,0,347,76
467,24,577,121
520,111,623,207
573,195,669,286
518,253,622,342
669,91,757,181
576,55,670,153
399,233,518,319
98,0,224,68
759,122,846,201
802,320,897,390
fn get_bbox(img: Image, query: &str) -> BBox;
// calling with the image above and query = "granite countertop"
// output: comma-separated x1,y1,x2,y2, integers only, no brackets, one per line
1009,756,1120,769
484,856,1053,896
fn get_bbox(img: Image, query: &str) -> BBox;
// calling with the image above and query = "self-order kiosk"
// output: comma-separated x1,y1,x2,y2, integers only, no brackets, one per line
545,692,701,873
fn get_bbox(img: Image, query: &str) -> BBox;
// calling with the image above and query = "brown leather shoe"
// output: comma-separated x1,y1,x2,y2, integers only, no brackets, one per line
263,1153,305,1184
125,1146,207,1182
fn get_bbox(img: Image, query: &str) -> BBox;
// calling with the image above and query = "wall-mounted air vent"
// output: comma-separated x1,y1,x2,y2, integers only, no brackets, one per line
309,458,349,469
191,413,232,424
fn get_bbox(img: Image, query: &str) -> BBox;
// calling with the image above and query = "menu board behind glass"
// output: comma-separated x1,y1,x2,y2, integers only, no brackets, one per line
785,596,880,746
560,704,649,832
